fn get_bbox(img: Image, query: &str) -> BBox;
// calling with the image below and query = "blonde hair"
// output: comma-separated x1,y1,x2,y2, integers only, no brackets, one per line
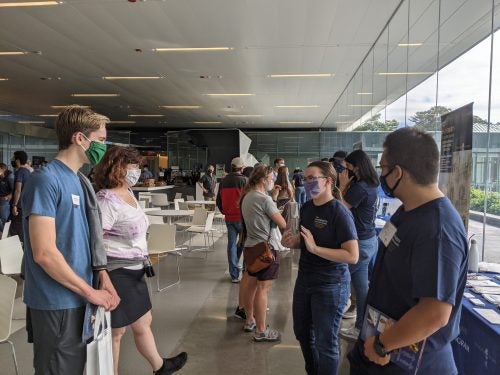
55,105,109,150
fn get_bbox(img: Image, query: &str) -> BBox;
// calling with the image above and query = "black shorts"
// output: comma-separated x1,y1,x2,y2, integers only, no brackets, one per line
30,306,86,375
109,267,152,328
247,250,280,281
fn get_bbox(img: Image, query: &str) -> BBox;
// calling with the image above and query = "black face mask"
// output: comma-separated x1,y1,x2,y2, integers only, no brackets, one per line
11,161,17,168
379,167,402,198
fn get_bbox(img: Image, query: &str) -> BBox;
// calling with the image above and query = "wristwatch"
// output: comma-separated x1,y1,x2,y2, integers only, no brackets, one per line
373,334,391,357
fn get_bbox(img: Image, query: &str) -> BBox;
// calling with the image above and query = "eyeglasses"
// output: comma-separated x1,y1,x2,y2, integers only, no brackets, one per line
303,176,327,183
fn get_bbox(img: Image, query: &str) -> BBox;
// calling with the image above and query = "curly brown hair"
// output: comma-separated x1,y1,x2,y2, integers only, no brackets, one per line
93,146,142,190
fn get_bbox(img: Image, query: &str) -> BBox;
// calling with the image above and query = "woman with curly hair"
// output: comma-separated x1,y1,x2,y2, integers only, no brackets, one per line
93,146,187,375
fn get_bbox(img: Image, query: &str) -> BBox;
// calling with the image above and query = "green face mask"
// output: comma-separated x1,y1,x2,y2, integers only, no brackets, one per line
81,134,107,166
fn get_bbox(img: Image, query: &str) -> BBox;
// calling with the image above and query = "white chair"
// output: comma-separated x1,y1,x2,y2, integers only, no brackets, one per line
0,236,24,276
138,200,146,209
176,207,207,229
173,198,184,210
178,201,190,211
147,224,187,292
174,192,182,200
150,193,170,209
186,212,216,258
186,195,195,201
138,192,152,208
0,274,19,375
146,215,164,225
1,221,11,240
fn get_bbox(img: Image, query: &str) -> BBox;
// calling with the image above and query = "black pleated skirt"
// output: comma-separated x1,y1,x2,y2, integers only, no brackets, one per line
108,268,152,328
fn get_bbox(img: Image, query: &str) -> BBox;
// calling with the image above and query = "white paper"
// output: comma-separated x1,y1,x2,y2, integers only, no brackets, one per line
466,280,498,287
473,308,500,325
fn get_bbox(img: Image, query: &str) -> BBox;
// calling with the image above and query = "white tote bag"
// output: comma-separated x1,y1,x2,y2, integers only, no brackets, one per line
86,307,114,375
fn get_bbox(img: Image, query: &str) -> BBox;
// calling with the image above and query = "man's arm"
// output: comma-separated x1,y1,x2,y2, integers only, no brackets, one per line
11,181,22,215
29,215,113,309
364,298,452,365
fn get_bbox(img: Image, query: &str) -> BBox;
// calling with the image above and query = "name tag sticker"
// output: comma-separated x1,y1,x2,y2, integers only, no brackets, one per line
72,194,80,207
379,221,397,247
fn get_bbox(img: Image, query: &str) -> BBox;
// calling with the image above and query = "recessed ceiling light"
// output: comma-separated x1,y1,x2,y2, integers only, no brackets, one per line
356,92,373,95
0,1,60,7
338,114,351,117
279,121,313,124
18,121,45,124
71,93,120,97
336,121,353,124
153,47,233,52
160,106,201,109
51,105,91,109
193,122,222,124
226,115,262,117
108,121,136,124
377,72,433,76
274,105,320,108
128,114,164,117
268,74,334,78
0,51,28,55
39,114,58,117
102,76,162,80
398,43,423,47
0,78,9,81
204,93,255,96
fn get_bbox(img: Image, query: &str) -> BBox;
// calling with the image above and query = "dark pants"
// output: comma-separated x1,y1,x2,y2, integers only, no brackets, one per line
31,306,86,375
8,207,24,243
293,274,349,375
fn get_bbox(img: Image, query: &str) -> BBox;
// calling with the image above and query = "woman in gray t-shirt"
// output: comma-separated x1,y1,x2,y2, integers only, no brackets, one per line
240,164,286,342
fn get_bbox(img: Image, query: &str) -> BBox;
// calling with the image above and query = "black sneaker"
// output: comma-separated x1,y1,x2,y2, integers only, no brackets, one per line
233,306,246,320
154,352,188,375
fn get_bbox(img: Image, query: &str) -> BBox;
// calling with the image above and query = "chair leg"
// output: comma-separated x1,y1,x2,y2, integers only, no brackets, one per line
156,254,181,292
0,341,19,375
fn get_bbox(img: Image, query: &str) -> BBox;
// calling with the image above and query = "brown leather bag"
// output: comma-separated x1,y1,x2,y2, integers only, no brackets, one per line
244,242,275,273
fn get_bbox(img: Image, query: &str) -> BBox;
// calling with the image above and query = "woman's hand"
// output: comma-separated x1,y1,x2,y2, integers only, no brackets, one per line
300,226,318,254
282,229,300,248
338,169,353,193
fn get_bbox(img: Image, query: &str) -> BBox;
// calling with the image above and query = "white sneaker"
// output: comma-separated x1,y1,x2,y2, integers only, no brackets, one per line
342,305,357,319
340,326,360,341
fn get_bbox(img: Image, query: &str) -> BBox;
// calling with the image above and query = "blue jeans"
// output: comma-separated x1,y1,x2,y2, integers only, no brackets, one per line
226,221,243,280
349,235,378,329
293,274,349,375
295,186,306,208
0,198,10,232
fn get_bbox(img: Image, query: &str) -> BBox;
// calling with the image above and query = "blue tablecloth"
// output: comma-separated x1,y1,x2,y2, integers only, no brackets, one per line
452,272,500,374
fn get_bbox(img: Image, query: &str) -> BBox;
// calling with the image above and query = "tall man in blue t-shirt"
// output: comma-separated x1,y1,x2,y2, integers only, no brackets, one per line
22,106,120,374
9,150,32,242
348,128,468,374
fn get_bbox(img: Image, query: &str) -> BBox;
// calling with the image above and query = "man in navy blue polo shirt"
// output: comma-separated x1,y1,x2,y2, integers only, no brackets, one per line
348,128,468,374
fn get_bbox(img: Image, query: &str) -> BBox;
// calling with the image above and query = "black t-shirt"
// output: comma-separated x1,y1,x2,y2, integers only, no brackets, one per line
298,199,358,284
293,172,304,187
199,173,217,197
367,197,468,370
344,180,378,240
0,173,13,197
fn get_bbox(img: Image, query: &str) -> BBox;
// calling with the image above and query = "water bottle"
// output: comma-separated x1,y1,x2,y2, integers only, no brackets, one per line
468,239,479,273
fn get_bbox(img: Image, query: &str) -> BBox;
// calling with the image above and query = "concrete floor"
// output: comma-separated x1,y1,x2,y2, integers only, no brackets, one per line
2,217,497,374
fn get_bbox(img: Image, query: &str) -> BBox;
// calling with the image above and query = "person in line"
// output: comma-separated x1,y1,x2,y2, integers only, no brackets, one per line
348,128,468,374
140,164,154,181
282,161,359,375
337,150,380,341
0,163,14,232
94,146,187,375
242,166,254,178
275,165,294,210
198,164,217,201
241,164,286,341
272,158,285,182
292,168,306,208
21,106,120,374
9,150,32,242
216,157,247,284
